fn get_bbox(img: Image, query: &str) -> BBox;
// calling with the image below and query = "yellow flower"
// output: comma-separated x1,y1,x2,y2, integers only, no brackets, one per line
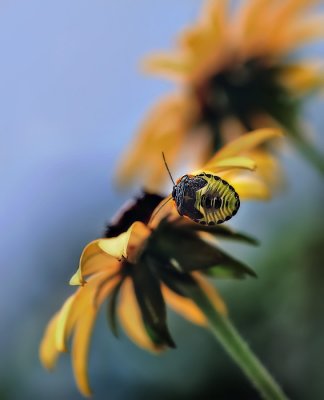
39,131,280,396
39,219,250,397
117,0,324,190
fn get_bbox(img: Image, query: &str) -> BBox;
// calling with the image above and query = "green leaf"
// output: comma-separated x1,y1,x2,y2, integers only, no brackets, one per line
203,263,257,279
131,258,176,348
173,219,259,245
150,221,255,277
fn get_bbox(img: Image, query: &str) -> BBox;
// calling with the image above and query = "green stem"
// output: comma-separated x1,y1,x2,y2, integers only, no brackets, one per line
194,297,288,400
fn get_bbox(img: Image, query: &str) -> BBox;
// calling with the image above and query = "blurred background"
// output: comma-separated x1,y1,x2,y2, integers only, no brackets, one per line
0,1,323,399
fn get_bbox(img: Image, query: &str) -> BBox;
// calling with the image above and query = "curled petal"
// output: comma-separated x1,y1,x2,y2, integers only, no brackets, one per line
98,232,131,261
162,285,206,326
118,278,161,353
98,222,150,264
70,240,120,286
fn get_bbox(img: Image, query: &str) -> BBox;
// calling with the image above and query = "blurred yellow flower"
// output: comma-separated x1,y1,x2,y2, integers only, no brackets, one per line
117,0,324,190
39,130,280,396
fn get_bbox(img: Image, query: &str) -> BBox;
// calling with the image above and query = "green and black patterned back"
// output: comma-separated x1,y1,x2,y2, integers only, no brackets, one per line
172,173,240,225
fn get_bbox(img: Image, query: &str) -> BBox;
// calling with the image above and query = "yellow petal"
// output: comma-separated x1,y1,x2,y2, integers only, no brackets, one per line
254,0,316,56
227,175,271,200
58,272,116,355
70,272,118,397
70,240,101,286
200,0,228,28
269,15,324,55
202,156,256,173
143,52,194,81
71,308,96,397
70,240,120,286
212,128,282,161
116,93,199,191
162,285,206,326
118,277,161,353
98,222,150,264
98,232,130,260
93,274,121,308
277,62,324,94
193,272,227,316
233,0,271,55
39,313,60,370
269,0,316,25
55,295,75,352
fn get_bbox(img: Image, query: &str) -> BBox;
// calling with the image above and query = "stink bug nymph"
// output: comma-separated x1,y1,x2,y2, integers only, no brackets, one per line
161,153,240,225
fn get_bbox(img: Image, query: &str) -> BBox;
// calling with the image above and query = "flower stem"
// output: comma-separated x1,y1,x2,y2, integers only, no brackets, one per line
194,296,288,400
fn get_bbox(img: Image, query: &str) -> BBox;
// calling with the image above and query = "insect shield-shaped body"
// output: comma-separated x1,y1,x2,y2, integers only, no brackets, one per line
172,173,240,225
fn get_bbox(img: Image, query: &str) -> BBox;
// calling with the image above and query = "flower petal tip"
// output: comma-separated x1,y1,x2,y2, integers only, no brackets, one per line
69,272,87,286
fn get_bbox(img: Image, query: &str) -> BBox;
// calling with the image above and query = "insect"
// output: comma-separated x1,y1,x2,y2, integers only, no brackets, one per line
159,153,240,225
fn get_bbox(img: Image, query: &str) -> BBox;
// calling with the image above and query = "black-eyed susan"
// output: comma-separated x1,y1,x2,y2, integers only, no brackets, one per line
39,198,255,396
39,131,287,398
117,0,324,190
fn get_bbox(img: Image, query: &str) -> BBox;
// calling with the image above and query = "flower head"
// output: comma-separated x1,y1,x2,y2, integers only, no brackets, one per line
117,0,324,190
40,187,259,396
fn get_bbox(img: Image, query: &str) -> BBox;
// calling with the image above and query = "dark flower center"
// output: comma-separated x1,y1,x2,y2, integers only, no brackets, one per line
194,58,299,151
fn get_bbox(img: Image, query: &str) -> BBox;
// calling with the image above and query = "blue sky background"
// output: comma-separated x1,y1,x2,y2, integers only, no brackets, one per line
0,1,323,399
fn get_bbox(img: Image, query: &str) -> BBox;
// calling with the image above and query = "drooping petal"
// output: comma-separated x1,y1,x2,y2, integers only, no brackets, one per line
57,272,117,356
39,312,60,370
71,307,96,397
70,273,119,397
118,277,161,353
55,295,75,352
162,285,206,326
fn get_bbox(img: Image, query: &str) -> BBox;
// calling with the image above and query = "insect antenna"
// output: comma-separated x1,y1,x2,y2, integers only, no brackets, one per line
162,152,176,186
150,195,172,223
